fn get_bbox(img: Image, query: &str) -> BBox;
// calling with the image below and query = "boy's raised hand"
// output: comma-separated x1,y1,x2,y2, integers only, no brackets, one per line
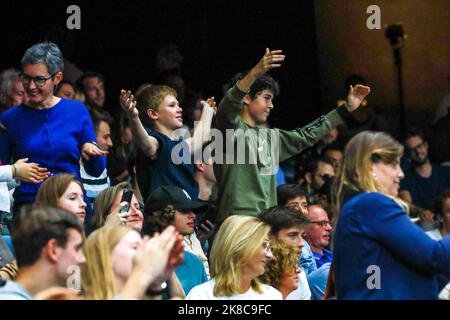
120,90,139,118
345,84,371,112
251,48,285,78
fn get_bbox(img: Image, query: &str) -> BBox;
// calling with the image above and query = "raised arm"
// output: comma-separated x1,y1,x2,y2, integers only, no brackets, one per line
120,90,159,160
237,48,285,92
185,98,216,155
216,48,285,129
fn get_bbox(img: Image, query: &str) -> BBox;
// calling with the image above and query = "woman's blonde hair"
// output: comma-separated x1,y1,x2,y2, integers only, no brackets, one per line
36,173,83,207
81,224,132,299
210,215,270,297
91,182,132,230
259,239,299,289
333,131,406,213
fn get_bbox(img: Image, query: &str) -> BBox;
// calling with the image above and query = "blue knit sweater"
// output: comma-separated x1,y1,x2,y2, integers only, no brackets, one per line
334,192,450,300
0,99,106,205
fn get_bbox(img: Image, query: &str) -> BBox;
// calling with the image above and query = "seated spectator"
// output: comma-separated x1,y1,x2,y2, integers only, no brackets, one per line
186,215,282,300
76,71,106,111
258,206,311,300
426,190,450,241
81,224,184,300
143,185,209,295
0,205,85,300
277,184,308,215
303,205,333,269
260,239,300,299
80,109,113,213
35,173,87,224
90,182,144,233
399,128,450,230
55,80,76,100
0,68,27,114
299,157,335,205
276,184,316,276
321,142,344,174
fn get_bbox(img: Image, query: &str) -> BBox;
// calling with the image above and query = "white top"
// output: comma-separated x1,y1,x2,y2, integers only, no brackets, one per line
186,279,282,300
426,229,443,241
286,269,312,300
0,166,18,213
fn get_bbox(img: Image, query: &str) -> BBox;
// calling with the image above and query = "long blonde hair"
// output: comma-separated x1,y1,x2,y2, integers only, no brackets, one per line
210,215,270,297
81,225,132,299
333,131,406,214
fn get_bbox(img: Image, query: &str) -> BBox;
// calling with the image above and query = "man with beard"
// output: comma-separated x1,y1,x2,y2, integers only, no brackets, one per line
399,129,450,228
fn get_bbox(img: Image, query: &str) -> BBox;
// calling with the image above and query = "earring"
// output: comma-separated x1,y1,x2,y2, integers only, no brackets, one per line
372,172,377,179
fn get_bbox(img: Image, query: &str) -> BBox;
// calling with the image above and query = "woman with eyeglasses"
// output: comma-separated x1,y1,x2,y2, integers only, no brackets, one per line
332,131,450,299
0,42,107,212
186,215,282,300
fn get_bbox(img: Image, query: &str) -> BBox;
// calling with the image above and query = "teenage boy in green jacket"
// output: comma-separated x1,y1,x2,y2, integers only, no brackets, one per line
214,48,370,221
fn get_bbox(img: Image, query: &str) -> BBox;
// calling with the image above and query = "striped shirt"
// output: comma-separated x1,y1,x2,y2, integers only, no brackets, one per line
80,163,110,212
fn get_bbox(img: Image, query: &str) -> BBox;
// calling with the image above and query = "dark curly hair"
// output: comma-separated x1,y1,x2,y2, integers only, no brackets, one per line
142,205,176,236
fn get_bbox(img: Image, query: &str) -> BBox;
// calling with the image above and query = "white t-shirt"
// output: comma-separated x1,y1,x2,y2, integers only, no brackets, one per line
286,269,311,300
186,279,282,300
426,229,443,241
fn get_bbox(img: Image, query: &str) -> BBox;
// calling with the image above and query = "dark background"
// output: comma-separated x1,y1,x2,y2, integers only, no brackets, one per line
0,0,322,129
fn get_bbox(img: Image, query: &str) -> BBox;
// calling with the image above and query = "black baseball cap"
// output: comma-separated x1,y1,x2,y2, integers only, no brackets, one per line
144,185,207,215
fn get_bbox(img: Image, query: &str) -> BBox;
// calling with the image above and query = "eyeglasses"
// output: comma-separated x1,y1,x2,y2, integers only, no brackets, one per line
310,220,333,228
20,73,55,87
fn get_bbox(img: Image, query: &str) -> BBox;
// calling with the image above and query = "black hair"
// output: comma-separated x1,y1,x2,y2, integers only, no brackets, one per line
277,184,307,206
226,71,280,99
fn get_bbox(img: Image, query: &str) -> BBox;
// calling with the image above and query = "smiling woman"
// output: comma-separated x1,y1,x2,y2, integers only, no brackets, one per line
0,42,107,212
332,131,450,299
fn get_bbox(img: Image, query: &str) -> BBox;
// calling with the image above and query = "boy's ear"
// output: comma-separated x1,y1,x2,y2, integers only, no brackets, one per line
194,161,204,172
243,94,252,106
147,108,158,120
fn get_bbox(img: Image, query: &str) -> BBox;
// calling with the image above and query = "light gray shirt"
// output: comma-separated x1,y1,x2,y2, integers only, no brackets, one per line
0,281,32,300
